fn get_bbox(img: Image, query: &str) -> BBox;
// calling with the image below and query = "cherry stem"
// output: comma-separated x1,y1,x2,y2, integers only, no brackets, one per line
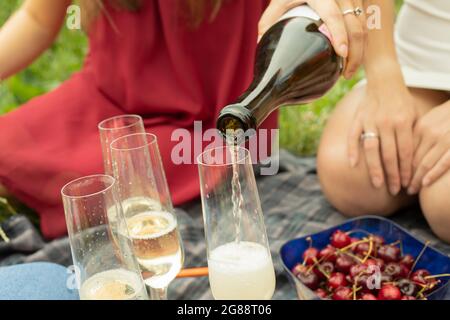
316,264,331,279
306,257,320,273
416,284,430,298
306,236,313,249
340,238,369,252
425,274,450,279
340,250,364,263
361,237,373,263
408,241,430,277
388,240,401,247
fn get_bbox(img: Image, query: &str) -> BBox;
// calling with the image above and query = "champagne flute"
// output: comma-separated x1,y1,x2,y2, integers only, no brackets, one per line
110,133,184,300
98,115,145,175
197,146,276,300
61,175,148,300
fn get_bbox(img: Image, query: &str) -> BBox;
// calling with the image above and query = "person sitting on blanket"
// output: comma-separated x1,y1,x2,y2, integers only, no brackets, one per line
318,0,450,243
0,0,368,239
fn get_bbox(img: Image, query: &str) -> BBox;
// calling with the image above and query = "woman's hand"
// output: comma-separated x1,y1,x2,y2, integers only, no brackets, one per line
259,0,368,79
408,101,450,194
347,78,418,196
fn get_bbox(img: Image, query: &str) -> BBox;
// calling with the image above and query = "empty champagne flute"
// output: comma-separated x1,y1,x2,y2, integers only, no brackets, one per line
198,146,276,300
98,115,145,175
110,133,184,300
61,175,148,300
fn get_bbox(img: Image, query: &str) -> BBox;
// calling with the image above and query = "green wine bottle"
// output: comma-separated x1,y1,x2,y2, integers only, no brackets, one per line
217,5,343,138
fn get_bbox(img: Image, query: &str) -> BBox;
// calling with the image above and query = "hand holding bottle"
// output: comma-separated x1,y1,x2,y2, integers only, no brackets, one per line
259,0,367,79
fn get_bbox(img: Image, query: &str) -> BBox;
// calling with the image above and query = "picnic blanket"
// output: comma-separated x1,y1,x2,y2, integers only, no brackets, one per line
1,150,449,300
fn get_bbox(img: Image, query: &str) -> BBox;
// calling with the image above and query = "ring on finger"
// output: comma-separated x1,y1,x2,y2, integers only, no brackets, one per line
361,132,380,140
342,7,363,17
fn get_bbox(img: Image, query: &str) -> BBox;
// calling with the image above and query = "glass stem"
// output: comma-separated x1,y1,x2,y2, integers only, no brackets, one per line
150,287,168,300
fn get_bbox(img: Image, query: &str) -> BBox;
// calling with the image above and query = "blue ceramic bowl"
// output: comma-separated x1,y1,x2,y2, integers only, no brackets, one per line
280,216,450,300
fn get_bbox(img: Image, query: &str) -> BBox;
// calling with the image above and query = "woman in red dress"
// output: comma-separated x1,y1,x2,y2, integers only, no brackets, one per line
0,0,364,239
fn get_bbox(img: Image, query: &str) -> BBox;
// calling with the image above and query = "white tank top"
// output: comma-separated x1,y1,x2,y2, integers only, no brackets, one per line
404,0,450,20
395,0,450,91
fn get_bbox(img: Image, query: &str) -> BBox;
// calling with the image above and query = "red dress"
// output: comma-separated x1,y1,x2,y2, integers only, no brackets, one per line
0,0,277,239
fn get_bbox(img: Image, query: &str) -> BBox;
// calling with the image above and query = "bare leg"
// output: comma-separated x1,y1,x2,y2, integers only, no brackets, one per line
420,159,450,243
317,85,448,217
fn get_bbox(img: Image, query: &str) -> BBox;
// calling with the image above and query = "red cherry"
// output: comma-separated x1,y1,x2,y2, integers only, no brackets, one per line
399,264,410,278
410,269,430,285
355,242,370,256
377,284,402,300
296,270,320,290
291,263,308,276
355,274,371,291
349,264,368,279
319,245,337,263
335,254,355,273
410,269,438,292
397,278,418,296
384,262,403,279
400,254,415,269
331,230,351,249
378,245,400,263
371,235,385,246
360,293,377,300
380,273,393,285
315,288,328,299
332,287,352,300
350,237,360,251
328,272,348,290
401,296,416,300
302,247,319,265
365,258,385,271
317,261,335,279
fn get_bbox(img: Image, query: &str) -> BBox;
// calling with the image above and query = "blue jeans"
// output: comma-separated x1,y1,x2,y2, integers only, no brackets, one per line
0,262,79,300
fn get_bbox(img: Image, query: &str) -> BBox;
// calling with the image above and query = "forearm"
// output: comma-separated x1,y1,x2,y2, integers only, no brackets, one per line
0,0,71,80
363,0,404,85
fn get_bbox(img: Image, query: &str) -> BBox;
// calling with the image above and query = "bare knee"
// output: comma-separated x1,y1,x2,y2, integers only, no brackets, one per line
420,171,450,243
318,143,402,217
317,88,410,217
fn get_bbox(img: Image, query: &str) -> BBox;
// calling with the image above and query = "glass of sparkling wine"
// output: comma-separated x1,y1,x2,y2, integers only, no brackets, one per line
98,114,145,175
61,175,148,300
197,146,276,300
110,133,184,300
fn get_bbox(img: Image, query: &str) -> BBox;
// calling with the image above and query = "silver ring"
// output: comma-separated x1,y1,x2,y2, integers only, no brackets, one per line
361,132,380,140
343,7,363,17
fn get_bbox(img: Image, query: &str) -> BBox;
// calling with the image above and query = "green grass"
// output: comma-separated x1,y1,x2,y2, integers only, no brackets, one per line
0,0,87,114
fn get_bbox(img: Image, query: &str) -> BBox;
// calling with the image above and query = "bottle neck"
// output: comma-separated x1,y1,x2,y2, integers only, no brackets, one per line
216,104,257,136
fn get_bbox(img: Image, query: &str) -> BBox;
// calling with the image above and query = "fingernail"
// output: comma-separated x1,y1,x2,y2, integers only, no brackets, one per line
401,178,410,188
339,44,348,58
372,177,383,188
407,187,417,195
390,185,400,196
422,177,430,187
